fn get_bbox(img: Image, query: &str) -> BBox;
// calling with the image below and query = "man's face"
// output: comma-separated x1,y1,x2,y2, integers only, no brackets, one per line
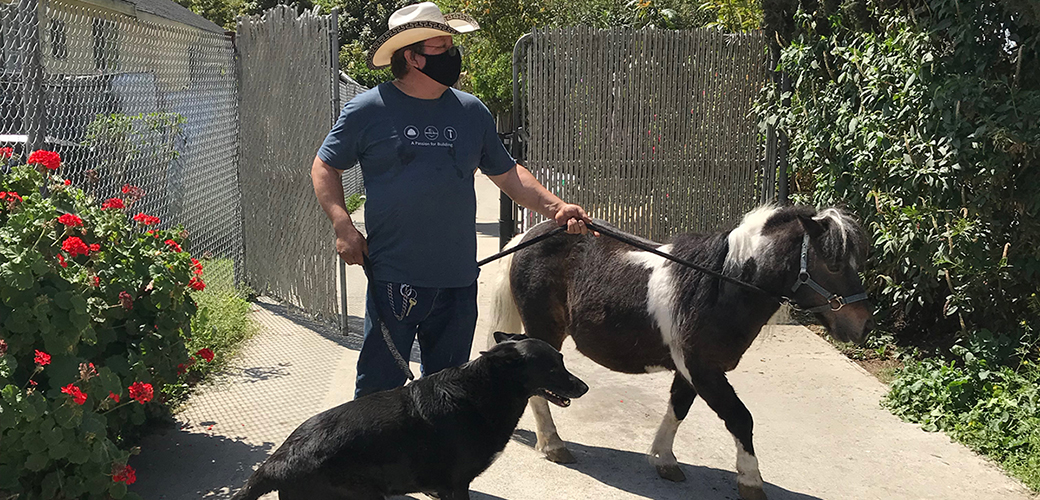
409,35,455,70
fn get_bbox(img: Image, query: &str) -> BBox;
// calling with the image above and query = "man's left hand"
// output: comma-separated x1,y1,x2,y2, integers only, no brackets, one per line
553,204,597,235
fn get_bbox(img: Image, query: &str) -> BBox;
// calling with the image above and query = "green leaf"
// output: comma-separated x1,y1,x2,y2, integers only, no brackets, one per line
67,443,90,464
109,481,128,499
25,452,50,471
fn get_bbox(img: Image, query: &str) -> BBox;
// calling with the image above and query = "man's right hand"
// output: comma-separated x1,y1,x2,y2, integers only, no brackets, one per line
335,222,368,266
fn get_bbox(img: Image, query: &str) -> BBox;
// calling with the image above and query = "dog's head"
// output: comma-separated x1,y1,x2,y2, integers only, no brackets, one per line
488,332,589,408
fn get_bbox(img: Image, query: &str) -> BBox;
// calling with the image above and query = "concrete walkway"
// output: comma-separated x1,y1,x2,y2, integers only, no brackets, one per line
131,174,1035,500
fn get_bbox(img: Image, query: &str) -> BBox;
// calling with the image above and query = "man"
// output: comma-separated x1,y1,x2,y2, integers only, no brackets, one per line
312,2,592,399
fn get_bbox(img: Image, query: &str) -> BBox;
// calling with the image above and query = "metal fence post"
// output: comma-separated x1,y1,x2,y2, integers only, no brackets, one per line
501,33,532,249
20,0,46,151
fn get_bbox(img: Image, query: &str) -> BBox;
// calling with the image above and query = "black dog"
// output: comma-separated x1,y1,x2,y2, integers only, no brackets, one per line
231,332,588,500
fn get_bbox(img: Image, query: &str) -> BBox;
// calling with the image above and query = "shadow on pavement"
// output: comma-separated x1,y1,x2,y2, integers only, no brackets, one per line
476,221,501,239
254,299,424,363
130,425,274,499
511,429,823,500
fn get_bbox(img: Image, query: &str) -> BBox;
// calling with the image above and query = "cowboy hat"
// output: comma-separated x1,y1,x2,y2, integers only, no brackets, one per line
367,2,480,70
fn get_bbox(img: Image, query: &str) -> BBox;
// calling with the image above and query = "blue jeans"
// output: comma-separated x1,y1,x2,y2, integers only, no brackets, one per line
354,280,478,399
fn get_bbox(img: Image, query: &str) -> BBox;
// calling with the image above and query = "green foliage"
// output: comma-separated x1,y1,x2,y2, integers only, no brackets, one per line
0,155,215,497
345,193,365,214
757,1,1040,348
84,112,185,189
175,0,245,30
885,345,1040,490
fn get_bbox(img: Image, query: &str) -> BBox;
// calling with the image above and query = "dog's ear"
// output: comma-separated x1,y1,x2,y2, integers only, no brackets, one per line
493,331,527,344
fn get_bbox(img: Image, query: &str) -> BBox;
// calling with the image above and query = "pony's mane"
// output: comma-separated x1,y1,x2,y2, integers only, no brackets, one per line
723,205,866,272
812,207,867,269
723,205,780,273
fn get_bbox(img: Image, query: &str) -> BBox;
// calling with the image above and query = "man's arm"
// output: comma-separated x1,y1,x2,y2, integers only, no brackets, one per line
488,164,593,235
312,156,367,265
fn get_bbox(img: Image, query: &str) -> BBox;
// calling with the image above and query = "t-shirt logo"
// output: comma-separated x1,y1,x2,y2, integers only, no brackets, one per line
424,126,439,140
404,125,420,139
444,127,457,141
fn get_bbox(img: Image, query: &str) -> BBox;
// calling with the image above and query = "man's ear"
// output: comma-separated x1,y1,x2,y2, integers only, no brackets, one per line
493,331,527,344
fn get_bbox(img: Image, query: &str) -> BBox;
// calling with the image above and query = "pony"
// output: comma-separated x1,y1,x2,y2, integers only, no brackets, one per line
489,205,873,500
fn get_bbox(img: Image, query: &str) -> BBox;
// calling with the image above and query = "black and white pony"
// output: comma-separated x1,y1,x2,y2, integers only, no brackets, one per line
489,205,873,500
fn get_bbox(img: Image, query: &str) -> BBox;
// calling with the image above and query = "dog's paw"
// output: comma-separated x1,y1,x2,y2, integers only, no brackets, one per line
543,446,576,464
655,464,686,482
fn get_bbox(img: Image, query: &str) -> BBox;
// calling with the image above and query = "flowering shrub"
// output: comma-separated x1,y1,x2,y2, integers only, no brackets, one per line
0,151,215,498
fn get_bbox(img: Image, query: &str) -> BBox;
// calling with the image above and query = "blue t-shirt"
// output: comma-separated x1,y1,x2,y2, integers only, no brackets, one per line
318,82,516,288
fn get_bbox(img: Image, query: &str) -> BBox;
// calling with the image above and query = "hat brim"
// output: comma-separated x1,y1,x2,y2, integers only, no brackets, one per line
368,14,480,70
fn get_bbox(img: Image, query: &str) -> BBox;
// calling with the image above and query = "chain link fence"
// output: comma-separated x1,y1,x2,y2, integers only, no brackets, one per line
1,0,241,287
515,27,770,241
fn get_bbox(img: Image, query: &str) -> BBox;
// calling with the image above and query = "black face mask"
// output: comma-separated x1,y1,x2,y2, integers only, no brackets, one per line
416,46,462,87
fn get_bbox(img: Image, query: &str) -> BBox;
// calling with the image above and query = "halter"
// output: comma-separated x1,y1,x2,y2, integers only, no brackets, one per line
785,233,870,313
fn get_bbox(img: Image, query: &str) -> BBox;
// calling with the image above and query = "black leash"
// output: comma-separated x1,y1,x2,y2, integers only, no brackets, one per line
362,255,416,381
583,221,780,301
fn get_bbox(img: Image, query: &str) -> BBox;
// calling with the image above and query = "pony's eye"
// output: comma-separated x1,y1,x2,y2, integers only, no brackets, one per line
826,262,843,273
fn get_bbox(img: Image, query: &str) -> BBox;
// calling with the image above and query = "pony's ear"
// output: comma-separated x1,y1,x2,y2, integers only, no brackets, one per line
494,331,527,344
798,215,826,239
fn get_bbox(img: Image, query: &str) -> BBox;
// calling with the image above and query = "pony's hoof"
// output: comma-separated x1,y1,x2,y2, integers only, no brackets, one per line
544,446,576,464
656,464,686,482
738,483,767,500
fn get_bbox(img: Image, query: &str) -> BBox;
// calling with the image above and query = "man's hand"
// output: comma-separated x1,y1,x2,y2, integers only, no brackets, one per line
335,221,368,265
553,203,597,235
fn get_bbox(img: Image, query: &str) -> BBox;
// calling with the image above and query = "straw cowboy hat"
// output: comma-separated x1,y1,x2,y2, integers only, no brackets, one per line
367,2,480,70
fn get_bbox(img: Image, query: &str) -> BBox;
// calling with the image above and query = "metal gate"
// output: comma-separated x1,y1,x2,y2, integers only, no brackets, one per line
508,27,772,242
236,6,344,322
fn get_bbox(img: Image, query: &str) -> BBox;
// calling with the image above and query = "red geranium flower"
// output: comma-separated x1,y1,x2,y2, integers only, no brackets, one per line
89,243,100,252
63,179,71,186
118,291,133,310
108,392,120,403
0,147,12,159
0,191,22,206
188,277,205,291
61,384,87,405
92,276,101,287
101,198,125,209
57,213,84,227
191,258,204,276
132,213,160,226
57,254,67,268
62,236,90,257
128,382,153,404
164,239,182,252
195,348,215,363
112,464,136,485
34,350,51,366
27,150,60,171
121,184,145,203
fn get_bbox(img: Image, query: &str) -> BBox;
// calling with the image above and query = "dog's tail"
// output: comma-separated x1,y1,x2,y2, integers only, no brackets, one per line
230,464,278,500
486,232,525,349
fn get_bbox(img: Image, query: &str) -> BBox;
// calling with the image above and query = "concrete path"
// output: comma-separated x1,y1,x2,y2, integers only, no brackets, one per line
131,174,1034,500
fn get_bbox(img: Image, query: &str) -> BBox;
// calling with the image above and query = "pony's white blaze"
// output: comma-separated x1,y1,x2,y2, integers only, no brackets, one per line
734,437,764,488
625,245,693,384
724,205,780,273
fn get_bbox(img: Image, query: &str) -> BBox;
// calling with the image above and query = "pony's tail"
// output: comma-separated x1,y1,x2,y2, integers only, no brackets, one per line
486,233,526,349
229,465,277,500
